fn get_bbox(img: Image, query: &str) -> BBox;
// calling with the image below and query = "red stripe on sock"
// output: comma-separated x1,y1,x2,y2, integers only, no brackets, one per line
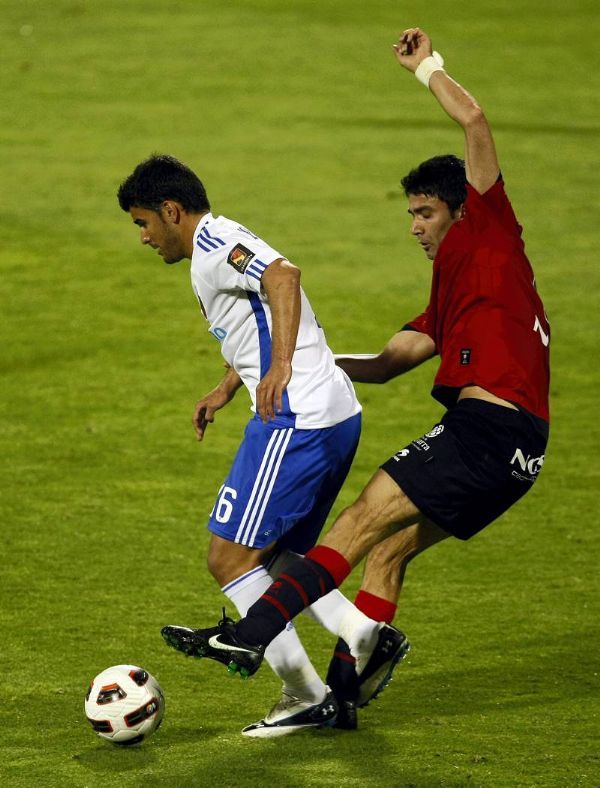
262,593,291,622
334,650,356,665
305,545,351,587
355,590,397,624
280,573,309,608
303,560,326,596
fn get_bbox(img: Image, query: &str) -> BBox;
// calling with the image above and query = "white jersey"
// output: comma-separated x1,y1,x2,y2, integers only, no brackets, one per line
190,213,360,429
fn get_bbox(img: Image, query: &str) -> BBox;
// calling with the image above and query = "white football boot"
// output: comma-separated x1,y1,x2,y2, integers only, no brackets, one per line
242,688,338,738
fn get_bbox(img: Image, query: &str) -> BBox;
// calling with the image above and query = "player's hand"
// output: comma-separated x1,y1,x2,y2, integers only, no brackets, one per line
256,361,292,423
192,387,232,441
392,28,433,72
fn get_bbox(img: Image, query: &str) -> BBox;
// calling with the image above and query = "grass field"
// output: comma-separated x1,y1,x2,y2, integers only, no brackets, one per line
2,0,599,785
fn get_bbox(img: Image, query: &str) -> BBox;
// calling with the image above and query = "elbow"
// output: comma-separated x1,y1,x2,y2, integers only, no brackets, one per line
463,105,487,130
283,262,301,289
263,258,301,293
281,259,301,282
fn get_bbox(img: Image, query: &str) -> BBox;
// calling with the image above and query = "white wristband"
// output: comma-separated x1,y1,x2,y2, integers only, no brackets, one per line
415,51,445,88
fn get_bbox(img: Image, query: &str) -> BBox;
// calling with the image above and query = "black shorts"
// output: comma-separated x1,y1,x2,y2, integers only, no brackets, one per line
380,399,549,540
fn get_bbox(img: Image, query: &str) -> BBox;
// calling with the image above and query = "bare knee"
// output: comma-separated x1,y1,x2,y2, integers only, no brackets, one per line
207,535,271,587
364,526,424,581
206,540,231,586
366,534,413,574
360,520,449,601
324,470,423,565
375,520,447,564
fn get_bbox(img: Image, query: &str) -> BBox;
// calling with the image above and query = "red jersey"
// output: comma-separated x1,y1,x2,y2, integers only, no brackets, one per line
407,179,550,422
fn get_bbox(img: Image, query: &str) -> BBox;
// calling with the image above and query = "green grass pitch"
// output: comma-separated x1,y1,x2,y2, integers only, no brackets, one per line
1,1,599,785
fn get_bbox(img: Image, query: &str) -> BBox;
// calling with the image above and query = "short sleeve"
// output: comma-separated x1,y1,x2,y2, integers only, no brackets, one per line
223,241,283,293
197,223,284,293
403,304,434,340
465,180,523,239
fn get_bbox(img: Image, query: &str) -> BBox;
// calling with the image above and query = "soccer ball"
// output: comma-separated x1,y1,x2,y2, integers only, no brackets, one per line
84,665,165,745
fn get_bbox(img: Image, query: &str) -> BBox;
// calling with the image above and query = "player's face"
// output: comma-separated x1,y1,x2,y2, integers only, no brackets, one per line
129,205,187,265
407,194,462,260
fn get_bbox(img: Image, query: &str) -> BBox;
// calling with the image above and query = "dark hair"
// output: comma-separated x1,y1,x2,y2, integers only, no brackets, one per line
117,154,210,213
401,154,467,212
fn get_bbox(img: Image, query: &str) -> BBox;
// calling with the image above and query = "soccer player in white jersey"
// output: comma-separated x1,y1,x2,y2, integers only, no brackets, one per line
117,155,408,735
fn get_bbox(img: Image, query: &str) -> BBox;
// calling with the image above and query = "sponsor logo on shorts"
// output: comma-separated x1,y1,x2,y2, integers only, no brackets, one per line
510,448,545,482
393,424,444,460
412,438,431,452
460,348,471,365
227,243,255,273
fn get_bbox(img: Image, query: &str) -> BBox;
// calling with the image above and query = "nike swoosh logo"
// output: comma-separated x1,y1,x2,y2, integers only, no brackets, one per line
208,635,251,653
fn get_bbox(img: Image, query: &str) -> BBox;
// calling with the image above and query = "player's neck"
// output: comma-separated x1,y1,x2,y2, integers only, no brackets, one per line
182,210,210,258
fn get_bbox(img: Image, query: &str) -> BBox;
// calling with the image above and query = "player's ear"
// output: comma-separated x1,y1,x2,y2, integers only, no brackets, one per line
454,203,465,221
160,200,182,224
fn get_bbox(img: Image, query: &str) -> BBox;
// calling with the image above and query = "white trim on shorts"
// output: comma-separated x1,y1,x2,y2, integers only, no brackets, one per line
234,427,294,547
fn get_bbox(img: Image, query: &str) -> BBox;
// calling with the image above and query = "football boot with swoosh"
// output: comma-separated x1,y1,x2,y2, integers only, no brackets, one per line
161,610,265,678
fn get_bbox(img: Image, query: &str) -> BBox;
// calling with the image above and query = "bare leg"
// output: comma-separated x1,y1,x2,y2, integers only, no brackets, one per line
323,477,449,718
207,533,274,586
360,520,449,603
321,469,425,566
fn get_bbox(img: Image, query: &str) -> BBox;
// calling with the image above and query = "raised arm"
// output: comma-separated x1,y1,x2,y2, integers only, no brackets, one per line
393,28,500,194
336,329,436,383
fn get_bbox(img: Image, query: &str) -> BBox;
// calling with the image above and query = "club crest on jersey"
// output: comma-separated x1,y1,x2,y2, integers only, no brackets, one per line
227,244,255,273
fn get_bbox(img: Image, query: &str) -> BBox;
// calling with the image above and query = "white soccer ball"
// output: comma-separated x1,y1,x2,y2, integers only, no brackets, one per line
84,665,165,745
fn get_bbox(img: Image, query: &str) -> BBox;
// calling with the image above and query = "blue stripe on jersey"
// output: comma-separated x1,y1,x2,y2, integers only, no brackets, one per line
196,236,213,253
247,259,269,279
202,227,226,247
247,292,293,419
198,228,220,250
246,269,262,282
247,292,271,378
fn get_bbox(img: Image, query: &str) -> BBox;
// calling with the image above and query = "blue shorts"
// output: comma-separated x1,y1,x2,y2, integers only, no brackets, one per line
207,412,361,552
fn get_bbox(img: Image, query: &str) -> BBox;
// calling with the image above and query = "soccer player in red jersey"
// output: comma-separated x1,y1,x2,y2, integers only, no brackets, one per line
162,27,550,722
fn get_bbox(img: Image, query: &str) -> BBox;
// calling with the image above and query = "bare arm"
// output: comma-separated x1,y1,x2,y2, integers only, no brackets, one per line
393,28,500,194
192,366,244,441
257,258,301,422
336,329,436,383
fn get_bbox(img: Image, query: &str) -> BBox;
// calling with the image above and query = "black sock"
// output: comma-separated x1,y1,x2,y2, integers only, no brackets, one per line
326,638,359,703
235,545,351,647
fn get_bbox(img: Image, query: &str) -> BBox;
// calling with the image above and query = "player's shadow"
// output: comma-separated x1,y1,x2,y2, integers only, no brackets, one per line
75,722,224,774
73,745,158,774
133,626,596,787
